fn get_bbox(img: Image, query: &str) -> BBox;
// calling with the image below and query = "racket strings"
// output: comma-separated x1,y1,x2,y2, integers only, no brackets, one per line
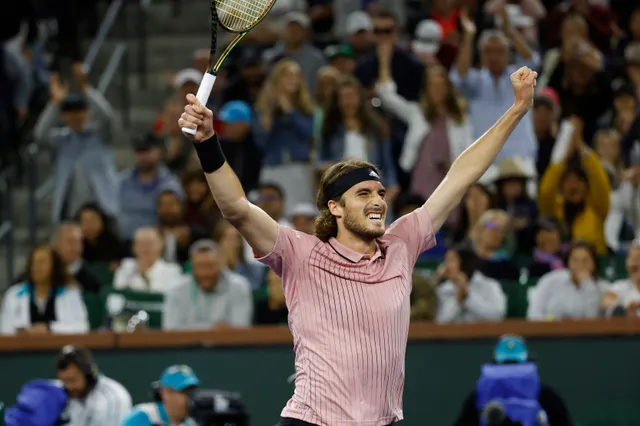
215,0,271,31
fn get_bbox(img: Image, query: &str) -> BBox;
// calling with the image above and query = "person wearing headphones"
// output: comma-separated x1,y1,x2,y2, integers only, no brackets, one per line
453,335,573,426
55,345,132,426
122,365,200,426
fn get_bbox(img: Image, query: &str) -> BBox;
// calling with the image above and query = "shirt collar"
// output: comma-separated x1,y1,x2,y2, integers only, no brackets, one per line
328,238,385,263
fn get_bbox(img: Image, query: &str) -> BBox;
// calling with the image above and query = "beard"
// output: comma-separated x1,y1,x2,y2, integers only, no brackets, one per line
343,208,386,241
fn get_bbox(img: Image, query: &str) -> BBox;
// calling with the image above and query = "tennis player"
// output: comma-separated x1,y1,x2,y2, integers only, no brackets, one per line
179,66,538,426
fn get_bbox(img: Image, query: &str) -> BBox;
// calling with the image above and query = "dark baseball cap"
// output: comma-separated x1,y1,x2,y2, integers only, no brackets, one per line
133,133,164,151
235,46,263,67
61,93,88,112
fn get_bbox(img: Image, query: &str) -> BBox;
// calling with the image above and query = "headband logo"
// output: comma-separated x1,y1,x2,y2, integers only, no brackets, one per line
369,170,379,179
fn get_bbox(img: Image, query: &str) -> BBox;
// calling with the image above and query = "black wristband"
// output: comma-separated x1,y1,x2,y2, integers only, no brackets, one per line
192,134,226,173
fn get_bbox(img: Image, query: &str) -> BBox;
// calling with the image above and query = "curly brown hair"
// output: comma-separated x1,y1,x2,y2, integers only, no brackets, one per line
314,159,381,242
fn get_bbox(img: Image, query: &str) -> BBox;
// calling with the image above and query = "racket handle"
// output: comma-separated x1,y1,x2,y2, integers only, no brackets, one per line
182,72,217,136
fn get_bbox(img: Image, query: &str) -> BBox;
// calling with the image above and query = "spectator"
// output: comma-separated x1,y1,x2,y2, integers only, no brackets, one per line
313,65,341,146
355,10,424,102
308,0,335,48
163,240,252,330
470,209,520,281
213,219,263,288
493,158,538,253
181,170,220,230
529,216,565,278
75,203,125,268
546,34,611,144
615,8,640,57
343,11,375,60
410,19,449,69
376,59,472,203
452,183,496,244
609,83,638,136
488,4,544,47
450,11,539,167
218,100,262,193
51,222,103,294
156,190,208,264
528,239,608,321
289,203,318,235
533,88,561,177
318,75,399,202
113,228,183,293
263,11,327,91
0,43,31,169
607,162,640,246
221,46,267,106
545,0,616,54
622,42,640,99
435,244,507,323
118,133,182,242
0,244,89,335
602,241,640,317
254,58,315,211
538,118,611,254
34,67,118,223
324,44,356,75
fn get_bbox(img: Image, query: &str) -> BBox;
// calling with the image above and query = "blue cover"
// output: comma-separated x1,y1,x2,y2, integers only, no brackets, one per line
476,363,545,426
4,380,69,426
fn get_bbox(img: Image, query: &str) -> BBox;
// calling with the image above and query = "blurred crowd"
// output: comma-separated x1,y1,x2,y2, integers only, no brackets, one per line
2,0,640,335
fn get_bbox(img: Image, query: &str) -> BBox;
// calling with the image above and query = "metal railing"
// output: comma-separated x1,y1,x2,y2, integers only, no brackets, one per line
0,170,15,286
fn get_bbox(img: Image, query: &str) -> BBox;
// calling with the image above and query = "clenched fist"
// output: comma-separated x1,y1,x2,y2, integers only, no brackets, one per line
510,66,537,113
179,94,215,142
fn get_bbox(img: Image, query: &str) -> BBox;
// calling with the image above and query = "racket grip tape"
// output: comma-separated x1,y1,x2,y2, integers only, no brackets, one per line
182,72,217,136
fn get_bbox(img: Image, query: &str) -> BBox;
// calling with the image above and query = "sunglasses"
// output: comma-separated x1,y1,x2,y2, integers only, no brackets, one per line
374,27,395,35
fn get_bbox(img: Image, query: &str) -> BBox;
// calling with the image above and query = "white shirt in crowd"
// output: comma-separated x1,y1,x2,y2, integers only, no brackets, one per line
435,272,507,323
608,279,640,309
58,375,132,426
527,269,610,321
0,283,89,335
113,258,183,293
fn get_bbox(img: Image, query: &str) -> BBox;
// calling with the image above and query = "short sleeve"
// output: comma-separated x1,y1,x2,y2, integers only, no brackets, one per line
384,206,436,265
255,225,318,277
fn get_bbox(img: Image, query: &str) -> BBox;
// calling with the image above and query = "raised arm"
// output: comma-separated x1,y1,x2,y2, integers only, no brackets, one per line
179,94,278,257
425,67,537,231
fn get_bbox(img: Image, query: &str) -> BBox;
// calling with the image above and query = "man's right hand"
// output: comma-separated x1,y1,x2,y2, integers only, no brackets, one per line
179,94,215,142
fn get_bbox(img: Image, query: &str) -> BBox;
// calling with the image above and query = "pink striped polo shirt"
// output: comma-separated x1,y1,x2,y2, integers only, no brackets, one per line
257,205,436,426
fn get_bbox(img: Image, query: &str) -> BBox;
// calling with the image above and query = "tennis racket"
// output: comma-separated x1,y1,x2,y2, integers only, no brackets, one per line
182,0,277,135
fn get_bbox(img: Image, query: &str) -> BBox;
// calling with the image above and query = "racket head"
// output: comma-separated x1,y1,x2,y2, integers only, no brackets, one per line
214,0,277,33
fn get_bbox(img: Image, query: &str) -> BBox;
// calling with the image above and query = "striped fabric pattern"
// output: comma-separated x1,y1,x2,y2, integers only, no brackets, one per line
258,206,436,426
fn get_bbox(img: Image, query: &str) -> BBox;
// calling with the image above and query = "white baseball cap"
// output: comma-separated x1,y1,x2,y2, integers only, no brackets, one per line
346,11,373,35
173,68,203,88
495,5,534,29
284,11,311,29
412,20,442,55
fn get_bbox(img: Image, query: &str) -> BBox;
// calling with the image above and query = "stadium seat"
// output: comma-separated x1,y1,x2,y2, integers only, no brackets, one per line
500,280,536,319
83,291,107,330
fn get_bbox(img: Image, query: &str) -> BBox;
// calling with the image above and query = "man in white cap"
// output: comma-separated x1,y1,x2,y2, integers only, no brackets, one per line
263,11,326,91
173,68,203,102
289,202,318,235
411,19,443,67
344,11,375,59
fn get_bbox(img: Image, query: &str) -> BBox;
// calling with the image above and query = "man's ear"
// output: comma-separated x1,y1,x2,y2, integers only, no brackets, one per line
327,199,343,218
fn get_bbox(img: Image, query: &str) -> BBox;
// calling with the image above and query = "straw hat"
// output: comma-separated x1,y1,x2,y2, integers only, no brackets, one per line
494,157,531,182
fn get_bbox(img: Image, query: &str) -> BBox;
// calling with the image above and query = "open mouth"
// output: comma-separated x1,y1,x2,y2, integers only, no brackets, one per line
367,212,383,224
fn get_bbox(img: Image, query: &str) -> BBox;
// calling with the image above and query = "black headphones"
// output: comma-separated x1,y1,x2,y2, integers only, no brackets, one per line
57,345,100,389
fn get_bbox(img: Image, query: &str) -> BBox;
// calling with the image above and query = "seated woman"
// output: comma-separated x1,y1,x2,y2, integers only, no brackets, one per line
435,244,506,323
75,202,125,269
0,244,89,335
470,209,520,281
601,242,640,317
113,227,183,293
529,215,565,278
527,240,610,321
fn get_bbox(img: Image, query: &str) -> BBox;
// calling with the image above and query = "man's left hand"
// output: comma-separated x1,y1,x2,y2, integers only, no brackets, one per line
510,66,537,112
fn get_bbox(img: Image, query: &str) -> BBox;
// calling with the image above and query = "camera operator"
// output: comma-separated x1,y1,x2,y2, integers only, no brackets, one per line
122,365,200,426
453,335,573,426
56,345,132,426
